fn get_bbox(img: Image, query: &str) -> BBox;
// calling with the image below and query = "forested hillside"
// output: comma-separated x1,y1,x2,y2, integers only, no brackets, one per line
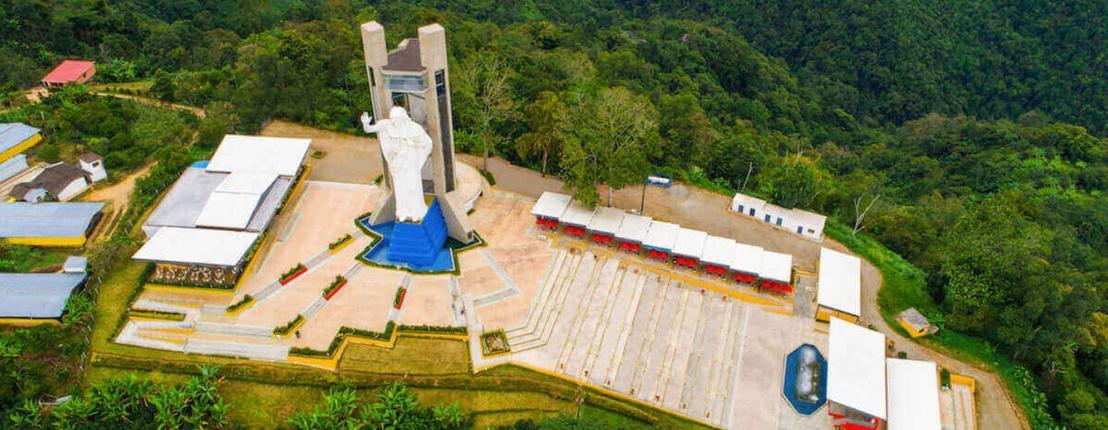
1,1,1105,428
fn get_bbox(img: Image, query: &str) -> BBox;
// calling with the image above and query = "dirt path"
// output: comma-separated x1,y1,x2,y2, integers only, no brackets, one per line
82,162,155,238
91,92,206,118
461,154,1028,429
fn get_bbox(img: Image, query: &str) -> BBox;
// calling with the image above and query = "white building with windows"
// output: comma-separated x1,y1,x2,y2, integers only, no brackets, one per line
730,192,826,239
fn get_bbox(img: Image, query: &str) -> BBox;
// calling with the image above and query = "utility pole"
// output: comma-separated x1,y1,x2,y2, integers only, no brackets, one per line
639,179,647,214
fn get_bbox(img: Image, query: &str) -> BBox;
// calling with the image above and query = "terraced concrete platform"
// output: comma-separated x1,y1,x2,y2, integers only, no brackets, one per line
502,245,802,428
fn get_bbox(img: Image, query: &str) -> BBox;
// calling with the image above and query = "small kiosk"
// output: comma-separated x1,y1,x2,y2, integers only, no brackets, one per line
672,228,708,269
586,206,625,245
530,191,571,230
643,221,679,261
614,213,652,253
759,250,794,293
560,200,595,238
729,243,763,284
701,235,736,277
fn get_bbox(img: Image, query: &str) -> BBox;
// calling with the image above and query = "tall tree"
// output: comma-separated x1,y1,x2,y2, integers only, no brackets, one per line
455,51,515,170
562,87,659,207
515,91,569,176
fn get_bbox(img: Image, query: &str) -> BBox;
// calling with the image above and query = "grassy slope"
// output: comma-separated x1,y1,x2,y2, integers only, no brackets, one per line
88,261,708,429
825,221,1051,428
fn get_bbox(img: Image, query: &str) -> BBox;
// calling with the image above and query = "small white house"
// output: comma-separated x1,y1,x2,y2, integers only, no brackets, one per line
10,162,91,202
730,192,826,239
78,153,106,182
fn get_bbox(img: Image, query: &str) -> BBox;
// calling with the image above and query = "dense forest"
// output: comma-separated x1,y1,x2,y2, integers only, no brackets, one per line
1,1,1105,428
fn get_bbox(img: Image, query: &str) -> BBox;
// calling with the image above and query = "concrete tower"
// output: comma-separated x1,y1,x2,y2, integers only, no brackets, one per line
361,21,474,243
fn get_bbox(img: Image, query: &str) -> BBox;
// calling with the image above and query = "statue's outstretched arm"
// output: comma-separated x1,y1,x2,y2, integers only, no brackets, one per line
360,112,379,134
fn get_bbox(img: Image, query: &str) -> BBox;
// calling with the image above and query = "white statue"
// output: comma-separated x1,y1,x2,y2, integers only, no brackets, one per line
361,107,433,222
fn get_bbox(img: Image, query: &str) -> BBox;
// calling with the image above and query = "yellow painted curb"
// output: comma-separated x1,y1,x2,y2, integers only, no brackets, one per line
225,299,256,316
144,284,236,297
327,237,354,254
0,318,59,326
273,317,308,339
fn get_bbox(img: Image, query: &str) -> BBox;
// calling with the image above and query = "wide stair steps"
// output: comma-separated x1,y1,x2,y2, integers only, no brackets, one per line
506,250,589,349
511,254,606,353
560,263,628,377
505,249,571,338
553,258,620,373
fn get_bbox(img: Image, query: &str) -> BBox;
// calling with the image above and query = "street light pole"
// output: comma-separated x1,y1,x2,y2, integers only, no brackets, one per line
640,179,647,214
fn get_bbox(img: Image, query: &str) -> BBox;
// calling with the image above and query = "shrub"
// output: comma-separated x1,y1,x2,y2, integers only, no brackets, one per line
273,314,305,336
226,295,254,313
478,168,496,186
480,330,510,356
329,234,353,250
393,287,407,309
322,276,347,298
397,325,467,335
281,263,306,281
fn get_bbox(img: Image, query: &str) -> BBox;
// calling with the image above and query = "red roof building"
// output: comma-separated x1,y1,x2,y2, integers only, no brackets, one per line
41,60,96,87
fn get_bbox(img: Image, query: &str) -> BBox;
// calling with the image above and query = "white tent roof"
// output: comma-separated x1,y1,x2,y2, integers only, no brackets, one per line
643,221,679,250
133,227,259,266
760,250,793,283
701,236,736,266
828,318,887,419
587,207,625,234
561,200,595,227
886,359,941,430
206,135,310,177
729,243,764,275
673,228,708,257
615,213,652,242
817,247,863,316
214,172,278,194
530,192,571,219
195,192,264,230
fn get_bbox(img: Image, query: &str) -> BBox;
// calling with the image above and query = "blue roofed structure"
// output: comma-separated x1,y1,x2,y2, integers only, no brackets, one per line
0,202,104,245
0,273,86,319
0,123,41,155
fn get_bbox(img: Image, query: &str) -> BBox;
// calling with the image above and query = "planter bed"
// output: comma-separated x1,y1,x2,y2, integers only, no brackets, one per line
393,287,407,310
279,264,307,285
322,276,348,300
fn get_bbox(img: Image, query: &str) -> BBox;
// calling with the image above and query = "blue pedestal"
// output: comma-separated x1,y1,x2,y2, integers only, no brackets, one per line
386,199,448,266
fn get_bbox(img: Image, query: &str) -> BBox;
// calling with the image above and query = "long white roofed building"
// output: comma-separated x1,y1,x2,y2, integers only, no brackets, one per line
133,135,310,287
817,247,863,323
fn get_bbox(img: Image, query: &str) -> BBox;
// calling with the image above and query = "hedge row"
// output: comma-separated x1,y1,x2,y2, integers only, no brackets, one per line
127,310,185,321
273,314,305,336
226,295,254,313
288,322,396,358
396,324,467,335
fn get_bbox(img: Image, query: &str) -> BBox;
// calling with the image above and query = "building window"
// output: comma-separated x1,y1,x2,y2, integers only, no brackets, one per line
737,204,744,213
808,228,815,234
797,226,804,234
368,66,375,87
749,208,756,216
764,214,771,223
776,217,783,226
385,74,426,92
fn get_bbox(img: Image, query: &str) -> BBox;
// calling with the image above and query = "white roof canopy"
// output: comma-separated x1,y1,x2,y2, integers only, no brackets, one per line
214,172,278,194
886,359,941,430
673,228,708,257
760,250,793,283
700,236,736,266
195,192,264,230
206,135,310,177
729,243,764,275
615,213,652,243
643,221,679,250
560,200,595,227
817,247,863,316
828,318,887,419
133,227,259,266
531,192,571,219
587,207,625,234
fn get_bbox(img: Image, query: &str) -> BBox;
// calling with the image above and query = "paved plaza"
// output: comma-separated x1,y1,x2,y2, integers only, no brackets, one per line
119,168,860,429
